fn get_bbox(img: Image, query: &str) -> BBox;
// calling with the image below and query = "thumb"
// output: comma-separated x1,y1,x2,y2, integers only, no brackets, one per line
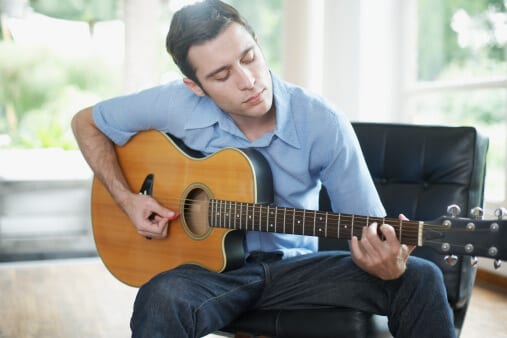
148,198,178,220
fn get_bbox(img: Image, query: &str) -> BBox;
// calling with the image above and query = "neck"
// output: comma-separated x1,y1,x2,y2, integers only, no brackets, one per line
232,106,276,142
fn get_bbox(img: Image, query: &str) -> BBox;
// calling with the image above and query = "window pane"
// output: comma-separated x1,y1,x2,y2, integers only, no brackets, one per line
417,0,507,82
406,89,506,202
225,0,283,75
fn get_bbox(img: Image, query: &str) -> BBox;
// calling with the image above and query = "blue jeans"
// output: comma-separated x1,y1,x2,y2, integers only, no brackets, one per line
130,251,456,338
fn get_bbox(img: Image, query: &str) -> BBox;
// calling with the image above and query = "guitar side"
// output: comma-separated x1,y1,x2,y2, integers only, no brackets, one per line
91,130,273,287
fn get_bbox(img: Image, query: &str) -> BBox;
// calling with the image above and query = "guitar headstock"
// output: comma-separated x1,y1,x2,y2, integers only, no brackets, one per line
424,206,507,267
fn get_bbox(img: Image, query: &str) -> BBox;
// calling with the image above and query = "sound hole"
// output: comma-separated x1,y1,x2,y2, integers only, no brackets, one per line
184,188,210,237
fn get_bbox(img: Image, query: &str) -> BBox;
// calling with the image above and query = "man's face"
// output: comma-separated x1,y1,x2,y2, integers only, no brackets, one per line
186,22,274,120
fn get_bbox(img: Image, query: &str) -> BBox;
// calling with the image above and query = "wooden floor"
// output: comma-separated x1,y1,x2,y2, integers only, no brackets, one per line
0,257,506,338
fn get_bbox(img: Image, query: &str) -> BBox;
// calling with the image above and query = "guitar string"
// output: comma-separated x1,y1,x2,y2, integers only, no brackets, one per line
154,197,494,237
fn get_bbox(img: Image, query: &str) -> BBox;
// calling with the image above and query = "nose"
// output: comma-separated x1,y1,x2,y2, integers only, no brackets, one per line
236,66,255,90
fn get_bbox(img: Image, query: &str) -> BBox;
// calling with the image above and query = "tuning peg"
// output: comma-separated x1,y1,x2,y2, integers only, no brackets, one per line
494,260,502,269
444,255,459,266
494,207,507,220
470,256,478,266
470,207,484,220
447,205,461,218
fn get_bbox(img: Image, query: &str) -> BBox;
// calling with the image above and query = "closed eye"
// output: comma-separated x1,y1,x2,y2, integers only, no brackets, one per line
215,70,230,82
241,49,255,64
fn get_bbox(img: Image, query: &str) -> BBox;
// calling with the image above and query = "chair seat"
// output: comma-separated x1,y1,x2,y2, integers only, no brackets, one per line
223,308,391,338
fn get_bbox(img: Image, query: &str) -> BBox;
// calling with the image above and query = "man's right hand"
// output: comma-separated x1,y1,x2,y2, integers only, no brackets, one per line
71,106,179,240
119,192,180,239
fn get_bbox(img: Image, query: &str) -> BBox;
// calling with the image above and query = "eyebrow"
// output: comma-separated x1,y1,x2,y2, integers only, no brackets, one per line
204,46,255,79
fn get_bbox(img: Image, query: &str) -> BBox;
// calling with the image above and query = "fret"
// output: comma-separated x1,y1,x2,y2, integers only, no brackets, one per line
217,200,221,227
303,210,315,236
341,215,351,239
292,209,296,234
324,212,329,237
214,199,218,228
315,212,326,236
259,204,263,232
399,219,402,242
260,204,265,232
302,209,306,235
351,214,355,239
294,209,303,235
220,200,225,227
221,201,227,228
224,201,231,229
274,206,278,233
239,202,243,230
208,199,212,227
417,221,423,246
233,201,237,229
269,206,275,232
270,206,275,232
254,205,263,231
266,205,273,230
222,200,226,228
313,211,316,236
227,201,231,228
256,204,260,231
249,203,254,231
252,203,256,231
215,200,220,227
283,207,286,234
245,203,249,230
257,204,261,231
337,213,341,239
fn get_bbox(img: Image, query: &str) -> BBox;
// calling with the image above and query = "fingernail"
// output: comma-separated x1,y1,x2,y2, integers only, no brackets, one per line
168,212,180,220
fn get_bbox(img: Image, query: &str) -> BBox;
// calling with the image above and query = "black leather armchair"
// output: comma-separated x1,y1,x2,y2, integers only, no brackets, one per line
223,123,489,338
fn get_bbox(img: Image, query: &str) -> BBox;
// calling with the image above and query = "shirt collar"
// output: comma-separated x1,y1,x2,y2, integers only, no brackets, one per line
271,73,301,149
184,73,301,149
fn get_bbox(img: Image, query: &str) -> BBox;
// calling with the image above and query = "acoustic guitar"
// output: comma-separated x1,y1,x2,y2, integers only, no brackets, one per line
91,130,507,287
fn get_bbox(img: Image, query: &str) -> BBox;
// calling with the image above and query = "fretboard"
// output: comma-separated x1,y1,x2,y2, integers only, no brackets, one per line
208,199,422,246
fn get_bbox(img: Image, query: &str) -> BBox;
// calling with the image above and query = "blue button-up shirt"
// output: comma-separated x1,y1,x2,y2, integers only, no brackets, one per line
93,73,385,258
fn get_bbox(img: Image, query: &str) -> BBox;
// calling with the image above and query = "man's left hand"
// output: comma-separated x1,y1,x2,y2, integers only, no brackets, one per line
350,214,415,280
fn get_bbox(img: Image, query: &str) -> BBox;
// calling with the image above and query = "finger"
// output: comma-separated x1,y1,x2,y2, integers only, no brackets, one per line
363,222,383,246
168,211,180,221
360,224,382,257
152,212,179,225
140,218,169,237
405,244,416,255
398,213,409,221
350,236,364,260
147,198,177,219
379,223,397,243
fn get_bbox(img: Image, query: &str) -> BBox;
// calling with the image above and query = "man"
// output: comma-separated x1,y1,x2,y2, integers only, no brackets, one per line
72,1,455,337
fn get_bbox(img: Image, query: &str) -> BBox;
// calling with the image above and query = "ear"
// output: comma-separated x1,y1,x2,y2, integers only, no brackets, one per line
183,78,206,97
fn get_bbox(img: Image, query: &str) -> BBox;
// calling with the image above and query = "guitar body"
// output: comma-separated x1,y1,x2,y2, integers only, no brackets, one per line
91,130,273,287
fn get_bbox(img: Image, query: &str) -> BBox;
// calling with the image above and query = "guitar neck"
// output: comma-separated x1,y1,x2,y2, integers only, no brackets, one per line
208,199,423,246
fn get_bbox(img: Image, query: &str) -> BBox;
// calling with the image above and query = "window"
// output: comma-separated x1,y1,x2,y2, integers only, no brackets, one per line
402,0,507,209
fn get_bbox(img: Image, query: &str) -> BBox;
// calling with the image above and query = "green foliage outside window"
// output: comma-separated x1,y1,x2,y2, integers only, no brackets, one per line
0,0,282,150
0,43,120,149
418,0,506,81
0,0,121,149
414,0,507,201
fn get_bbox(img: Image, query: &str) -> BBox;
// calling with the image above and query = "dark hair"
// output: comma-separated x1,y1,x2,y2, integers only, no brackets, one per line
166,0,256,84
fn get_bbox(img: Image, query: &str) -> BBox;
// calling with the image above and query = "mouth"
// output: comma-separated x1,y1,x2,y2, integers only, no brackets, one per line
243,89,265,105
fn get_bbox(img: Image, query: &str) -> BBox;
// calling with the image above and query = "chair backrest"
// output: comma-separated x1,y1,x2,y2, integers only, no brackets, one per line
320,123,489,307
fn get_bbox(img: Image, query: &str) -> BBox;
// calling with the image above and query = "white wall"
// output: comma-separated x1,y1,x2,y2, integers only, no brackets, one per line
283,0,403,122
